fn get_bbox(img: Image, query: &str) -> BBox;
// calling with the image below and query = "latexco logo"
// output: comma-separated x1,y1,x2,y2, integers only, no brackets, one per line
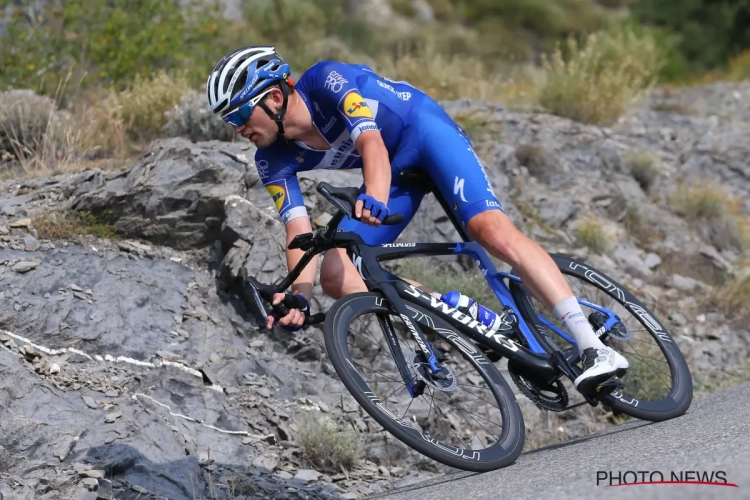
597,470,738,488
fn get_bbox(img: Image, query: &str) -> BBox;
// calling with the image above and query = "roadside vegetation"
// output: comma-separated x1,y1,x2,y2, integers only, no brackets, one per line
1,0,749,180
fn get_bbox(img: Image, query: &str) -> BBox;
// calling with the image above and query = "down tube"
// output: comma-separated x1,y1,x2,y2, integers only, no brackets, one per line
452,242,547,354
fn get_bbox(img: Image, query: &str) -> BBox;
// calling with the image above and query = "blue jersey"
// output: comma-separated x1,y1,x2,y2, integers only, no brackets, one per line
255,60,504,244
255,61,427,224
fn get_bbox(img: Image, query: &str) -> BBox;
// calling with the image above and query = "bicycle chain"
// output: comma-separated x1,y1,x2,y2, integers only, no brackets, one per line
509,370,570,412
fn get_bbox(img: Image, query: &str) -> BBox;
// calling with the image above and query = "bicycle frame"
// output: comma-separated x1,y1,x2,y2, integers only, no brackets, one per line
265,187,628,398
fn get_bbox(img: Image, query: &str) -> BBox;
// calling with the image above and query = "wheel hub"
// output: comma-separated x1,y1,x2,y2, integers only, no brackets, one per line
410,351,457,392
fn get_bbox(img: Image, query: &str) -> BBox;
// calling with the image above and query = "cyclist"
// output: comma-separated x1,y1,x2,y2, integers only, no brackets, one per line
206,45,628,394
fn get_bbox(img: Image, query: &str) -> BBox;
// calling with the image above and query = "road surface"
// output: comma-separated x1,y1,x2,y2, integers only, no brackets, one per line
370,383,750,500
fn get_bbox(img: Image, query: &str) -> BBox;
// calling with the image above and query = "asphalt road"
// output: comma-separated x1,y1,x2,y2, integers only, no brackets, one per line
370,383,750,500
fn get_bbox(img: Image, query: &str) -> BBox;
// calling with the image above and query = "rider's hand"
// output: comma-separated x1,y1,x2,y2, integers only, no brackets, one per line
266,292,306,331
356,193,389,227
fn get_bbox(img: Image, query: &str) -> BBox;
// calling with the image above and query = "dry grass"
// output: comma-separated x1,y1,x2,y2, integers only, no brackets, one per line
109,70,192,143
32,210,117,242
624,150,662,192
0,87,100,177
295,412,363,471
576,216,611,254
537,27,665,125
727,49,750,82
375,41,525,102
667,181,749,252
623,203,662,247
706,273,750,325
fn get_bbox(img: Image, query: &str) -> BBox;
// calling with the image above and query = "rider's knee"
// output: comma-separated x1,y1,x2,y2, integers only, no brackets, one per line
467,210,524,262
320,250,352,299
319,253,341,298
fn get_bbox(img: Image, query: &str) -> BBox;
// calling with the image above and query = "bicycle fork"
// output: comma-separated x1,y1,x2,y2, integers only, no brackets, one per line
375,289,446,399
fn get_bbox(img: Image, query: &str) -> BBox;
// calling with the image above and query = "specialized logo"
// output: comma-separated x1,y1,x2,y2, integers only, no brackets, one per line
324,70,348,93
265,183,289,212
454,177,467,203
342,90,373,119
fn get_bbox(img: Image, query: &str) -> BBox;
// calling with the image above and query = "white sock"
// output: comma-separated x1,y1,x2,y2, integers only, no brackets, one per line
552,296,605,352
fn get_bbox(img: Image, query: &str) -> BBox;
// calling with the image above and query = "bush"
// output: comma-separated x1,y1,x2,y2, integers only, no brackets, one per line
629,0,750,79
0,89,97,175
110,71,192,143
668,182,749,252
708,274,750,324
0,90,58,158
164,90,235,143
0,0,242,94
295,412,362,471
727,49,750,81
576,216,611,254
624,150,662,192
537,26,665,125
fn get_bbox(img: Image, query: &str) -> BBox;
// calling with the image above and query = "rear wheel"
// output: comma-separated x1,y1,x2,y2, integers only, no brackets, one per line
509,254,693,421
323,292,525,472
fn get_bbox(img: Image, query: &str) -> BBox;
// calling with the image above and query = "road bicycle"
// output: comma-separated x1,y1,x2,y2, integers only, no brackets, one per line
242,171,693,472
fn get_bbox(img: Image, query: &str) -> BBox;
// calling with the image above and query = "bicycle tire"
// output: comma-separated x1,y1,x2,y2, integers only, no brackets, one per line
323,292,525,472
508,254,693,422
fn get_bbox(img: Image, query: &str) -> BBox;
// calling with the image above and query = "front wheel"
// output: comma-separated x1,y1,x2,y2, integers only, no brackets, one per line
323,292,525,472
509,254,693,422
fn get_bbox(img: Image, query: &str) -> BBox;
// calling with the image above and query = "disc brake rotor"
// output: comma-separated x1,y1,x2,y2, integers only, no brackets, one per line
409,352,457,392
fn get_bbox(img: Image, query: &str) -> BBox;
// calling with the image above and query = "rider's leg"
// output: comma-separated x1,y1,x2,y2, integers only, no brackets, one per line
413,97,627,391
320,178,431,299
465,209,603,349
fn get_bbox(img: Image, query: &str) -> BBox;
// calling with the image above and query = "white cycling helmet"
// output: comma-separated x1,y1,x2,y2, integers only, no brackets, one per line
206,45,293,134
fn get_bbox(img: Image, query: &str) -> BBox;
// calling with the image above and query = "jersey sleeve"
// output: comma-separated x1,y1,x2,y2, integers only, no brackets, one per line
255,151,308,225
310,61,379,143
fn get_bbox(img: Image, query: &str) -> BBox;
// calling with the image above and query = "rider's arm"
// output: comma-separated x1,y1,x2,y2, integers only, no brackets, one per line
310,61,392,209
355,130,391,217
256,151,316,301
284,215,317,301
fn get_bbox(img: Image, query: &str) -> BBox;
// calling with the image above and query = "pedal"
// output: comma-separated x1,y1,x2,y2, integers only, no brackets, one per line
595,374,626,395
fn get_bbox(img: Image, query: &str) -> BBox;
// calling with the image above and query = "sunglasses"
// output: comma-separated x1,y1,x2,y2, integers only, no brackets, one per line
221,87,274,127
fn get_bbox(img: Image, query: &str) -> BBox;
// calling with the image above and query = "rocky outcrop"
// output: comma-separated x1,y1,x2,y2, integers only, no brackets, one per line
71,138,255,249
1,81,749,499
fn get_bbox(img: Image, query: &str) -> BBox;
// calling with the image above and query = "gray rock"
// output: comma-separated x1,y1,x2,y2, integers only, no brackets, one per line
643,252,662,269
81,477,99,490
294,469,321,482
667,274,706,291
11,260,39,273
71,138,251,249
23,234,40,252
612,246,652,279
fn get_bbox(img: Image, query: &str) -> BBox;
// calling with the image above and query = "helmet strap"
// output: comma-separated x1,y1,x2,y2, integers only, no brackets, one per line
258,81,291,142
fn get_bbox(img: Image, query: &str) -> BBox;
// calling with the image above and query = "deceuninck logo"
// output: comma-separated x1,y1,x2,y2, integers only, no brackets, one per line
597,470,739,488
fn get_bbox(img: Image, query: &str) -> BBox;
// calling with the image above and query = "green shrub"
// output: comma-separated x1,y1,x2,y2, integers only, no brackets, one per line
537,26,665,125
0,0,240,94
630,0,750,79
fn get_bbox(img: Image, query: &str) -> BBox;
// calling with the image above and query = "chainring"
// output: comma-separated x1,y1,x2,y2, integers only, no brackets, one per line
509,370,569,412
